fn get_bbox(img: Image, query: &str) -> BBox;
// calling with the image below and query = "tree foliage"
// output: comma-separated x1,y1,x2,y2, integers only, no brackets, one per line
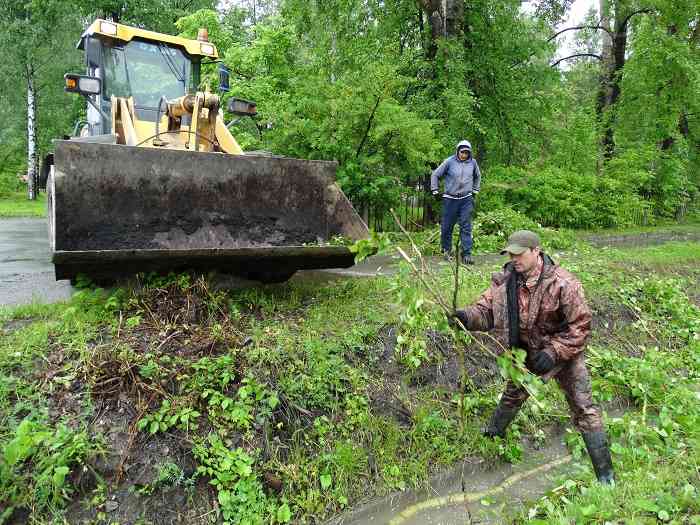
1,0,698,224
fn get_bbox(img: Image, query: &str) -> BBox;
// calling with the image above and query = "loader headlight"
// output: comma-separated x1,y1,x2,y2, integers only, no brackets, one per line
64,74,102,96
99,21,118,35
200,43,215,56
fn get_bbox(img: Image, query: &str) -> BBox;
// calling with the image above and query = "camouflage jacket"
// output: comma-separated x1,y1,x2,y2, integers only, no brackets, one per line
456,257,592,380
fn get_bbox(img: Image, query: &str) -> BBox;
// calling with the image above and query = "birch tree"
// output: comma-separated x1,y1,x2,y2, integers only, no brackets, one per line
0,0,82,200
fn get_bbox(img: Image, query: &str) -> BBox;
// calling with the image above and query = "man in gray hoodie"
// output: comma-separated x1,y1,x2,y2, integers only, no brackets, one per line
431,140,481,265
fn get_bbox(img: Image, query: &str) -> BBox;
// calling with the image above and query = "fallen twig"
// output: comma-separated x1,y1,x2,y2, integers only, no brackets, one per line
155,330,181,352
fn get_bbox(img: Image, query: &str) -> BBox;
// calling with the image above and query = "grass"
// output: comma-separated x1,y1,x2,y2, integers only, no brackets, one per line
0,192,47,218
579,217,700,236
607,240,700,267
0,241,699,523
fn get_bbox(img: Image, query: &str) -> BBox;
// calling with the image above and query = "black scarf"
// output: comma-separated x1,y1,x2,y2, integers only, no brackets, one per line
505,253,554,349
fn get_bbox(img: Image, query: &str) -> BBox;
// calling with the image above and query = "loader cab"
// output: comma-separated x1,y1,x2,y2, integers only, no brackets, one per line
77,20,216,136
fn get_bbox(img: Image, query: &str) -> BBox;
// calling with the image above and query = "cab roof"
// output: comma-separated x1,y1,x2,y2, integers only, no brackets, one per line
78,19,219,59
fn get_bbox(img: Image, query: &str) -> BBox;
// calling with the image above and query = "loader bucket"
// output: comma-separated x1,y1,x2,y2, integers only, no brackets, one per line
49,140,369,282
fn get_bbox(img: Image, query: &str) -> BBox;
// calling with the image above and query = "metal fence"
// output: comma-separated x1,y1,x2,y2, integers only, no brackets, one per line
355,175,436,232
355,178,698,232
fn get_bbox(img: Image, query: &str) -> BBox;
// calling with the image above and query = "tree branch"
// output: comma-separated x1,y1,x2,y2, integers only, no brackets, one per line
620,8,653,31
509,22,610,70
547,24,612,42
355,96,382,159
550,53,602,67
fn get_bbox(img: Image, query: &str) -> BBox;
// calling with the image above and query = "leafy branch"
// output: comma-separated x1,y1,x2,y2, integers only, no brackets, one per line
388,209,545,409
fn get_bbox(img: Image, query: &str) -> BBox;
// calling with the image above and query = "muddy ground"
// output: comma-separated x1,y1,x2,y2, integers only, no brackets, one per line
3,277,503,525
2,230,699,524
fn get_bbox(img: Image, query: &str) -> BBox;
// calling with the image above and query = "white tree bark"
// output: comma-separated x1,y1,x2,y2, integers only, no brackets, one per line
26,63,37,200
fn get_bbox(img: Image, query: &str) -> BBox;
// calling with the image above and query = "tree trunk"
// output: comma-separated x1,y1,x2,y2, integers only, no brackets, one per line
418,0,463,59
26,63,37,201
597,1,652,163
596,0,615,162
444,0,464,38
419,0,444,60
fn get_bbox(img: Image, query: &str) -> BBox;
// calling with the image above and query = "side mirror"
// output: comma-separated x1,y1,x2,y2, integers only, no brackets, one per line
64,74,101,96
218,63,230,93
227,97,257,116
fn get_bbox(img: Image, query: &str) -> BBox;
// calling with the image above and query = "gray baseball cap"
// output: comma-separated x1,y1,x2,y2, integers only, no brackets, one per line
500,230,540,255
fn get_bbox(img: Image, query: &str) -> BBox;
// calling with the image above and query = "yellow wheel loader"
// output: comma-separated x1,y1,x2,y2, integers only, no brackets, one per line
40,20,368,284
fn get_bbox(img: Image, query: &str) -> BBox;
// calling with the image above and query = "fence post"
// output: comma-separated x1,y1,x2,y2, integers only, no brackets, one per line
423,173,437,226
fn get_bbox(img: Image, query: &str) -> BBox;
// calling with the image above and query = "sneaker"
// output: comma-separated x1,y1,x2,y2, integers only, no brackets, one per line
442,252,454,263
461,254,474,265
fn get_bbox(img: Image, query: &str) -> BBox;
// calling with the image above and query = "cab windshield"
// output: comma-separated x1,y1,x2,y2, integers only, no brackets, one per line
103,40,191,108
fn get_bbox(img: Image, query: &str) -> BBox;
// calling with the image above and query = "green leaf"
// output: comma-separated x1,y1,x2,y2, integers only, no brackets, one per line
276,503,292,523
218,489,231,506
610,443,626,455
52,466,70,491
636,499,659,513
580,504,596,516
320,473,332,490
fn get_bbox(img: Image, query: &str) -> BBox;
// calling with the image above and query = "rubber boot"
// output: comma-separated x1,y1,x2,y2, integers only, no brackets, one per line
483,404,521,438
582,431,615,484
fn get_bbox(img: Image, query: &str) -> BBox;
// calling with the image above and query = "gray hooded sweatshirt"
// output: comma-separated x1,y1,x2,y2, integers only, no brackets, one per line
430,140,481,198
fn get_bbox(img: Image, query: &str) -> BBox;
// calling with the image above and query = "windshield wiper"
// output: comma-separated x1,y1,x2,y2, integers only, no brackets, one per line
158,43,185,86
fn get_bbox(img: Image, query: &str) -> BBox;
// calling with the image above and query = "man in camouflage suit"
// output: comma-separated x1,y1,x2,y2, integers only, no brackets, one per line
452,230,614,484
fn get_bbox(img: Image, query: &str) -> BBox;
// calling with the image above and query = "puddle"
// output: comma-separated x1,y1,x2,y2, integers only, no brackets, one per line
328,436,578,525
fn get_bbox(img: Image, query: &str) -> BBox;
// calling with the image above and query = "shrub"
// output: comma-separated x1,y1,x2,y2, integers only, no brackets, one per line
408,207,575,255
501,166,650,229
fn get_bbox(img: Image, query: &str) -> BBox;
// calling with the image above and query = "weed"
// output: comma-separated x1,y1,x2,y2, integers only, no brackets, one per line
137,399,201,434
0,192,46,218
193,433,290,524
0,418,100,514
134,462,187,495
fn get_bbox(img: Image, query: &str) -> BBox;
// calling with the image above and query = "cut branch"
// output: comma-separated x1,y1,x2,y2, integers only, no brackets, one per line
388,209,543,406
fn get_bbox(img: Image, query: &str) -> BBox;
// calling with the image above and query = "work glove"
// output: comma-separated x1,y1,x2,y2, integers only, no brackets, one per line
447,311,467,331
432,189,440,198
530,350,555,375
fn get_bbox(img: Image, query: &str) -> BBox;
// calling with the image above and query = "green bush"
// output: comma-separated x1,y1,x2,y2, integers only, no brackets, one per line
484,165,650,228
606,147,697,220
409,207,575,255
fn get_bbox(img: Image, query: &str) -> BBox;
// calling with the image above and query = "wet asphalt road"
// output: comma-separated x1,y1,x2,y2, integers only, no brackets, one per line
0,218,73,307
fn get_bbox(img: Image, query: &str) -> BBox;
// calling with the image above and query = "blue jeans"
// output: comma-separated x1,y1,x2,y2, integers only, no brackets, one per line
441,196,473,256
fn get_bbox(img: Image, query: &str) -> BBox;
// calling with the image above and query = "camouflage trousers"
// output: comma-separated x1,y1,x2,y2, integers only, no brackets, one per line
498,355,603,433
